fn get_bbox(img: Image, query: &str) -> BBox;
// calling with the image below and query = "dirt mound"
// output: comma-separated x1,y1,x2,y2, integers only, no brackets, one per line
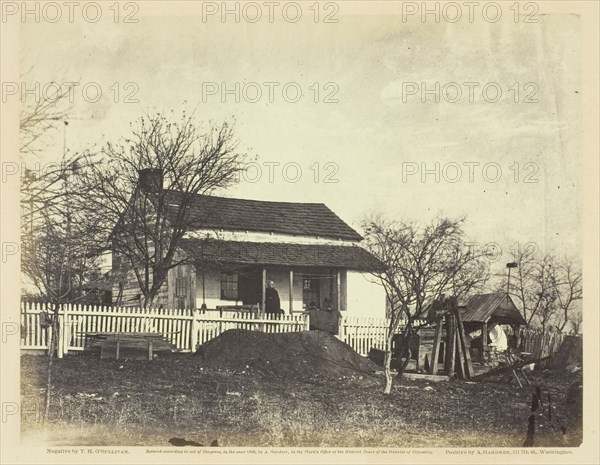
199,329,379,381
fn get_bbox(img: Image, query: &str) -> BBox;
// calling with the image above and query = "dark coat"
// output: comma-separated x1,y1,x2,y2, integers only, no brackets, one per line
265,287,281,314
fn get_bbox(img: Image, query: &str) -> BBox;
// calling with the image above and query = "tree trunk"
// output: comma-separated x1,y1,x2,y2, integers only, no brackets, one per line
395,324,413,379
558,307,569,332
397,347,412,379
383,332,394,394
44,306,59,423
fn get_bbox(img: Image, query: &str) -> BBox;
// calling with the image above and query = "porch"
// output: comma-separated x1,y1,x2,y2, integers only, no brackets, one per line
192,265,348,315
176,238,385,316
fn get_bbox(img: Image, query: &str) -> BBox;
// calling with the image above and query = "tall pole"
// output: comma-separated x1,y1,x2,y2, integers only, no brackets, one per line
64,121,72,298
506,261,520,346
506,267,511,301
506,262,518,302
200,235,207,310
30,190,34,235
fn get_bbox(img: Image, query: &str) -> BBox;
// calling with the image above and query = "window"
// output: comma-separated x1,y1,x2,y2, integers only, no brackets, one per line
220,272,238,300
175,277,188,298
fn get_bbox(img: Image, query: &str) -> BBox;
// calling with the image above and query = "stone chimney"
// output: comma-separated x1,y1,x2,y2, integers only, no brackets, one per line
138,168,163,193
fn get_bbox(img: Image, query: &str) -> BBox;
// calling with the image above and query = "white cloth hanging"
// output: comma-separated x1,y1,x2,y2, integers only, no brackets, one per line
488,324,508,351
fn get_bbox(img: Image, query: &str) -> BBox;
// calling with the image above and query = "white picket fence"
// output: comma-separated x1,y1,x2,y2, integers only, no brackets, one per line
338,315,428,355
20,302,309,356
20,302,425,357
195,310,309,346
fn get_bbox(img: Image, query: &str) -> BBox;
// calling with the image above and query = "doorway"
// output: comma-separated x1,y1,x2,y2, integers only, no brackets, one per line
238,268,262,306
302,278,321,309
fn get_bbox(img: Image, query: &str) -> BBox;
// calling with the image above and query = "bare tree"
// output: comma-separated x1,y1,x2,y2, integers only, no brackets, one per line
553,256,583,332
76,111,245,308
362,216,490,394
568,308,583,335
504,247,582,331
18,71,99,421
20,95,96,306
532,255,559,331
21,159,98,293
507,246,553,326
19,69,72,157
20,156,102,422
19,69,78,254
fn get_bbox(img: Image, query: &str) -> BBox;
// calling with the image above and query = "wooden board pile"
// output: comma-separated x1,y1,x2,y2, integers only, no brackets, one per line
84,332,176,360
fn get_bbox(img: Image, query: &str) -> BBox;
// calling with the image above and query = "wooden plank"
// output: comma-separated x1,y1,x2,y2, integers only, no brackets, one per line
519,368,531,386
82,332,176,339
403,372,451,382
444,314,456,376
95,338,175,350
454,328,466,379
513,369,523,388
374,371,451,382
454,308,474,379
429,319,443,375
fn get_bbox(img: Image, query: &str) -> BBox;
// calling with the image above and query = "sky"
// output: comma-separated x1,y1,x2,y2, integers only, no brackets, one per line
18,3,582,270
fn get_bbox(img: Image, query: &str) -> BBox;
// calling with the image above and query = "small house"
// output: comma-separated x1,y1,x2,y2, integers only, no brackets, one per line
112,170,386,319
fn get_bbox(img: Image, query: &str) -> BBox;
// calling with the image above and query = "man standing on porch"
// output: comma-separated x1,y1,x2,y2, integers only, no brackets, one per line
265,280,282,315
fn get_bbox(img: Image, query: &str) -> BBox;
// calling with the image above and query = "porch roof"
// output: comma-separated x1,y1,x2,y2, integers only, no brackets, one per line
180,238,386,272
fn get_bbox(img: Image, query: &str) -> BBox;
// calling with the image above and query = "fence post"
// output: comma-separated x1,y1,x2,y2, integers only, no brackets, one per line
20,302,25,347
190,308,199,353
337,314,344,340
57,305,64,359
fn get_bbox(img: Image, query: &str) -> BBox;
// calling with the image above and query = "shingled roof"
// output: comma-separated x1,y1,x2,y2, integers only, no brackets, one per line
179,238,386,272
165,191,363,241
461,292,527,326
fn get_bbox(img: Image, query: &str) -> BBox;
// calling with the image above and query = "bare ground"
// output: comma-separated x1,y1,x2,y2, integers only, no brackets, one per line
20,330,582,448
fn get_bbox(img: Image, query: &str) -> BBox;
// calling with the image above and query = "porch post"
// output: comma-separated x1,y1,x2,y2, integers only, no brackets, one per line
482,321,488,354
289,269,293,314
261,267,267,314
190,265,196,310
336,270,341,311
